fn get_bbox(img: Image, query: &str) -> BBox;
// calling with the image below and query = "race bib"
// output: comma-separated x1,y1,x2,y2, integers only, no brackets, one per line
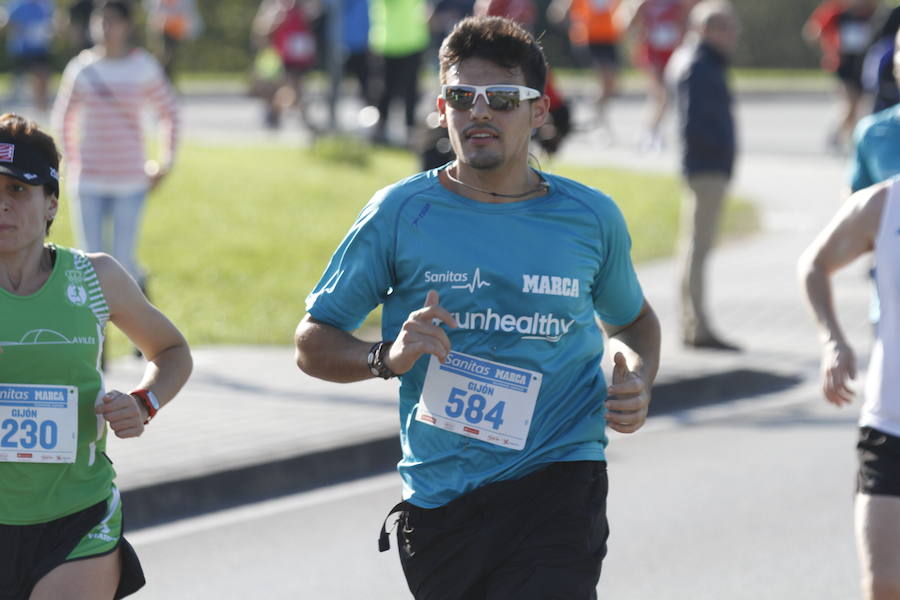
0,383,78,464
417,351,542,451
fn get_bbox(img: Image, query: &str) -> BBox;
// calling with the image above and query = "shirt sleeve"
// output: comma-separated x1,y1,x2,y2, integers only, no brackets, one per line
849,122,874,192
50,59,83,170
592,197,644,326
144,55,180,170
305,189,397,331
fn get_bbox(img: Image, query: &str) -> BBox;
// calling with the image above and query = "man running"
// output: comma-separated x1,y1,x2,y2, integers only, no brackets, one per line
799,178,900,600
294,16,660,599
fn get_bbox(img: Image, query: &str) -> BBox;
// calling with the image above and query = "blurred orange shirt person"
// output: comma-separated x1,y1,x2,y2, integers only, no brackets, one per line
805,0,845,71
569,0,621,46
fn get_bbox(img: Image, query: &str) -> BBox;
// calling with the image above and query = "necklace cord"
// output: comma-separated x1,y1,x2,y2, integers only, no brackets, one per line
445,166,548,199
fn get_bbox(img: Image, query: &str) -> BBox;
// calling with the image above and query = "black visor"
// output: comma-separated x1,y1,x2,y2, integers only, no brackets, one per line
0,139,59,196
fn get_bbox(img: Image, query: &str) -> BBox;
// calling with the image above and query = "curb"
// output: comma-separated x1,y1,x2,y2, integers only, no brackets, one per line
123,435,401,530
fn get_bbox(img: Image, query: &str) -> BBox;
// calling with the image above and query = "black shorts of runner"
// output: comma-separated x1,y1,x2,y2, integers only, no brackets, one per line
573,43,619,70
0,501,145,599
857,426,900,497
11,52,51,75
587,43,619,69
394,460,608,600
835,53,865,93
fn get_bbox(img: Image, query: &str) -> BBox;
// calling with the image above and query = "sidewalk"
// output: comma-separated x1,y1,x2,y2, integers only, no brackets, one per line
104,91,874,530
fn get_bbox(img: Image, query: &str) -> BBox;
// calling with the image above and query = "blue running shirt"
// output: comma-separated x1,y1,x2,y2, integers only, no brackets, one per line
850,104,900,192
306,167,645,508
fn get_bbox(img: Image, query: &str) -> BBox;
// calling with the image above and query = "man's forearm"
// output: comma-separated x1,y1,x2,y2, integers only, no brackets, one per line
294,315,376,383
607,303,661,386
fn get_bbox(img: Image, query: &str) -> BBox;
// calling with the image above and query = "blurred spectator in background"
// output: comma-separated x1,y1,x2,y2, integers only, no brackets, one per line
620,0,693,151
472,0,572,156
549,0,622,139
429,0,475,58
52,0,180,293
252,0,318,131
143,0,204,82
368,0,430,144
339,0,372,104
804,0,882,153
66,0,95,54
863,4,900,113
3,0,55,113
666,0,740,351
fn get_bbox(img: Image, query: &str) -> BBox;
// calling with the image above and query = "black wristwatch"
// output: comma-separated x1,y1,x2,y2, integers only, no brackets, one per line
367,341,397,379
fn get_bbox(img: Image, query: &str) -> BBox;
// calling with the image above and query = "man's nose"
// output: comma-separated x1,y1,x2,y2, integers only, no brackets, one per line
470,95,492,119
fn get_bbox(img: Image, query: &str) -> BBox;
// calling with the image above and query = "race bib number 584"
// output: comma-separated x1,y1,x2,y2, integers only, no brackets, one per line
0,383,78,463
417,351,542,450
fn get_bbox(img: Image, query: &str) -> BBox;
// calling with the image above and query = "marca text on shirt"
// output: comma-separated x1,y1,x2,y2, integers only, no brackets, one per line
521,274,580,298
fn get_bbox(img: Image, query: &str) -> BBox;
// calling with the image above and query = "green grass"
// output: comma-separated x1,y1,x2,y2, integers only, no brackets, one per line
46,141,756,354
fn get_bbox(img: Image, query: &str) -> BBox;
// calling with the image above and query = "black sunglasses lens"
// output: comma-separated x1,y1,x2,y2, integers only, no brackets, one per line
446,87,475,110
486,90,519,111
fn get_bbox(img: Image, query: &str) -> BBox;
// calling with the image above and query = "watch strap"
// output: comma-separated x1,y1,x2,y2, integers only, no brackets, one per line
131,388,159,424
367,341,396,380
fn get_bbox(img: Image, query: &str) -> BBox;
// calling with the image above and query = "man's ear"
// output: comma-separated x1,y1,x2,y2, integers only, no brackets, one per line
437,96,448,129
531,94,550,129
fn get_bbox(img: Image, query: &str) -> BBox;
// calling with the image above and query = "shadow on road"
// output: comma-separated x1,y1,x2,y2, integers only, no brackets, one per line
651,369,803,416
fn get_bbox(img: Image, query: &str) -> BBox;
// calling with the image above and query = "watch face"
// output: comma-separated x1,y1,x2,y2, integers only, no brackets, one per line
146,390,160,410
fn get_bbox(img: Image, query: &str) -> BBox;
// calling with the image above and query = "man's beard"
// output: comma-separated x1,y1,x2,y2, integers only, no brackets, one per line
465,149,502,170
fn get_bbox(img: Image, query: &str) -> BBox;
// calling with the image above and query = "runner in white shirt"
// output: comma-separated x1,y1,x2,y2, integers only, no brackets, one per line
799,176,900,600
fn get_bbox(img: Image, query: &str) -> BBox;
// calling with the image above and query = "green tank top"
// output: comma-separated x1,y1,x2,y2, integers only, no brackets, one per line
0,245,114,525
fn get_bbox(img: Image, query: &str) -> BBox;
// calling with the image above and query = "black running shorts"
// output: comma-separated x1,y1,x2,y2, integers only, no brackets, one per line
0,499,145,599
857,426,900,497
395,460,609,600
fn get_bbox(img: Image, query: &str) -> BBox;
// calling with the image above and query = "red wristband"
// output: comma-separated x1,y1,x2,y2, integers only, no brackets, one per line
131,389,159,424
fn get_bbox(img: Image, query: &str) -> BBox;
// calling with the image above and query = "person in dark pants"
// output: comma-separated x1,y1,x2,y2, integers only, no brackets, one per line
368,0,430,144
295,16,660,599
666,0,740,351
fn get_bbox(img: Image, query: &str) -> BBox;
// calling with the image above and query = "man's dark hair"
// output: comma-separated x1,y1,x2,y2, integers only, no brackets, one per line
0,113,62,234
439,16,548,93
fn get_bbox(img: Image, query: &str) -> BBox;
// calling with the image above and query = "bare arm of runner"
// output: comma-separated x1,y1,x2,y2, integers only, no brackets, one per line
798,182,886,407
91,253,192,438
601,300,661,434
295,290,458,383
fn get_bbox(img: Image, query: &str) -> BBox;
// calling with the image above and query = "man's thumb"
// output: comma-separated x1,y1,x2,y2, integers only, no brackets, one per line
612,352,629,384
424,289,439,308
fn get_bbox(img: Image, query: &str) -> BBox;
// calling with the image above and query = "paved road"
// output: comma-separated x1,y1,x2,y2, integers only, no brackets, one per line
128,384,860,600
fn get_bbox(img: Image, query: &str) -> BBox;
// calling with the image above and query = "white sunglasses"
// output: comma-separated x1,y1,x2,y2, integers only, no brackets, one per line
440,84,542,112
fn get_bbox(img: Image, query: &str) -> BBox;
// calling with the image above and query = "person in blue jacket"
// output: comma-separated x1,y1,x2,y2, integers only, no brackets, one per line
666,0,740,351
